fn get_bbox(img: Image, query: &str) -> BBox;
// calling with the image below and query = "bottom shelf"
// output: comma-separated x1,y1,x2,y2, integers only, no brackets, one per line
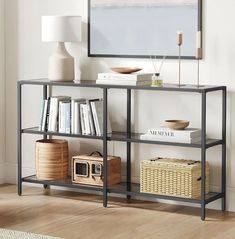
22,175,103,192
22,176,223,205
108,183,224,204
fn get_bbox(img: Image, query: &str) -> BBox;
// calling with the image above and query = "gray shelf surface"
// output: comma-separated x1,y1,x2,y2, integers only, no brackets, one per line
18,78,226,93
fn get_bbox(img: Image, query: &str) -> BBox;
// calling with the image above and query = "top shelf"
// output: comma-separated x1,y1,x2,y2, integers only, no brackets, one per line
18,79,226,93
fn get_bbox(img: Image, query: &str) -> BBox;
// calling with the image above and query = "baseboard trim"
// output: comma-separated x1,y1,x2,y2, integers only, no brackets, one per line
4,162,18,184
0,163,4,184
4,163,235,212
0,0,5,185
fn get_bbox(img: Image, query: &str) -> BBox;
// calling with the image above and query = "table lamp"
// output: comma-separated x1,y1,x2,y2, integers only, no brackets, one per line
42,16,82,81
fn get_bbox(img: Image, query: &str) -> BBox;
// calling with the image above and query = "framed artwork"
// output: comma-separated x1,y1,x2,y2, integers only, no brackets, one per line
88,0,202,59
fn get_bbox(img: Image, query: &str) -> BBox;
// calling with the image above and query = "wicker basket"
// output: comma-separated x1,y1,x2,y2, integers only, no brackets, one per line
140,157,209,198
35,139,69,180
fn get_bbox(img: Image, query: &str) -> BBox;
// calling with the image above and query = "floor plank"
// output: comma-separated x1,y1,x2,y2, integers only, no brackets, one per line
0,184,235,239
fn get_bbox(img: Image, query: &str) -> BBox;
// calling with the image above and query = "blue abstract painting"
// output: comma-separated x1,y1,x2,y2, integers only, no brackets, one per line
89,0,199,58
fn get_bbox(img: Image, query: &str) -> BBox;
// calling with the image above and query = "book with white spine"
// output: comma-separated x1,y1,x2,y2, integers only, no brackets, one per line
74,101,85,134
97,72,152,81
80,104,91,135
140,134,201,144
59,101,71,134
48,96,71,132
71,98,86,134
80,104,86,135
74,102,79,134
91,101,100,135
148,128,201,139
90,99,112,136
39,99,48,131
86,99,96,135
96,79,151,86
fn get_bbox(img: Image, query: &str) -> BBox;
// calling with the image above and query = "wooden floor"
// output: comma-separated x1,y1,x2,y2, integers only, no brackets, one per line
0,184,235,239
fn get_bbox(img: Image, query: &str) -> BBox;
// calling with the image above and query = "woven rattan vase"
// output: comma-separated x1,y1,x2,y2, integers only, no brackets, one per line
35,139,69,180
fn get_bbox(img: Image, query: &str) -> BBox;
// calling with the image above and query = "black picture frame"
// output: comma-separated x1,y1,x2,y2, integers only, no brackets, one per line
88,0,202,59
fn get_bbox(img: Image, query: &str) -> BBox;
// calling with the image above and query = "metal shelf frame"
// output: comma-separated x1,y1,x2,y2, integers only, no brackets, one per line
17,79,227,220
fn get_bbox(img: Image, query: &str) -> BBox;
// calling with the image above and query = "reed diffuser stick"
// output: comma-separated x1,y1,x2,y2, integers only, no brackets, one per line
150,55,166,75
150,56,157,73
158,55,166,74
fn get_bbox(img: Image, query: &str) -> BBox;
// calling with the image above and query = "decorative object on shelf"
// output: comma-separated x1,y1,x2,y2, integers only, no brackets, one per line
150,55,166,87
96,72,152,86
151,73,163,87
165,119,189,130
72,151,121,186
177,31,183,86
41,16,82,81
196,30,202,87
110,67,142,74
35,139,69,180
140,157,209,198
141,127,201,144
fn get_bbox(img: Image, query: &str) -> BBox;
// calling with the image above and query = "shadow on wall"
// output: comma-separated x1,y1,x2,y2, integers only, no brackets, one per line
227,90,235,188
0,0,5,182
70,21,108,81
5,0,19,183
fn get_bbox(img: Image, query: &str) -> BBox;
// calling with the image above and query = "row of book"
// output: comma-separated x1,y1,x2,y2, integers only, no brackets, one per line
39,96,112,135
140,128,202,143
96,72,152,86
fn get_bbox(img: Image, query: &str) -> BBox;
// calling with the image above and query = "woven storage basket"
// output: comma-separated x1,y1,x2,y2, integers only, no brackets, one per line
140,157,209,198
35,139,69,180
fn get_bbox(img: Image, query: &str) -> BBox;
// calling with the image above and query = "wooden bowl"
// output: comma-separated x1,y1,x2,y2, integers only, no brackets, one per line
165,120,190,130
110,67,142,74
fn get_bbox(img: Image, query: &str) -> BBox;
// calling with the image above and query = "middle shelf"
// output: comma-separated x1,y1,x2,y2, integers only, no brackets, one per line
22,127,223,149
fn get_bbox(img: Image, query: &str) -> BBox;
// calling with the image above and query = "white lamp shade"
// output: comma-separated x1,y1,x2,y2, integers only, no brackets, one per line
41,16,82,42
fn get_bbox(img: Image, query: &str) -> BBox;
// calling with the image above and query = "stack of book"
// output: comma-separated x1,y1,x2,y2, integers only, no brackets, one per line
140,128,202,143
39,96,112,135
96,73,152,86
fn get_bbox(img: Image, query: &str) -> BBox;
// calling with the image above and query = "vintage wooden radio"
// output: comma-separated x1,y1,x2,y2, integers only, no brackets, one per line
72,151,121,186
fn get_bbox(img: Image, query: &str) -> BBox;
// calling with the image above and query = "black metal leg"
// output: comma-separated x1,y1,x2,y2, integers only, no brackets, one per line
43,85,48,140
43,184,50,189
48,85,52,140
17,82,22,196
43,85,47,101
103,88,108,207
127,89,132,200
201,92,207,220
222,88,227,211
43,85,49,191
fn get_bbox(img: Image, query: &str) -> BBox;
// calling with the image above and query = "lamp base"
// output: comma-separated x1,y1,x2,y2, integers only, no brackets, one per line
48,42,75,81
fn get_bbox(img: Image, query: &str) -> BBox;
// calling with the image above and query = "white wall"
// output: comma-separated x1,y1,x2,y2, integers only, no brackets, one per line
4,0,235,211
0,0,5,183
